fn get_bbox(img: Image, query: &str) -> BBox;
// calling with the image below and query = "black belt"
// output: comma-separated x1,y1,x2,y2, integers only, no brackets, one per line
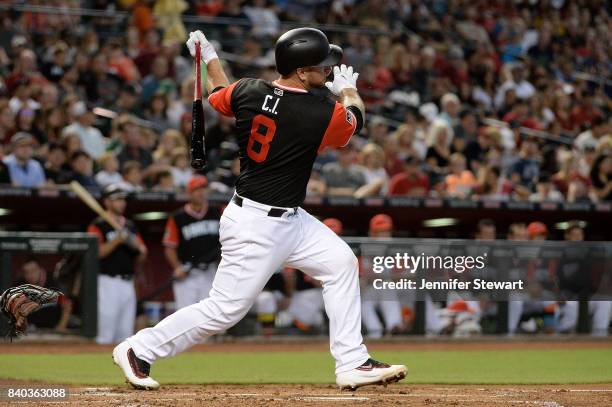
102,273,133,281
232,195,296,217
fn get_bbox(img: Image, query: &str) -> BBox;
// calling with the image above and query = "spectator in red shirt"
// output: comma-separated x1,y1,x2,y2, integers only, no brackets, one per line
382,136,404,177
135,30,161,78
108,42,141,83
196,0,224,16
0,103,15,147
570,91,602,131
358,63,392,108
502,100,541,130
388,156,429,197
550,91,575,133
5,49,46,95
132,1,155,35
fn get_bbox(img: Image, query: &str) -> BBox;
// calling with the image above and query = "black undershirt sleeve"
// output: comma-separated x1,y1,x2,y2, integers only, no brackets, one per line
346,105,364,134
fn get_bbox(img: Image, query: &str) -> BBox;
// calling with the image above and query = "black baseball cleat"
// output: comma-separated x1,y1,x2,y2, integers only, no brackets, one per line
112,341,160,390
336,358,407,391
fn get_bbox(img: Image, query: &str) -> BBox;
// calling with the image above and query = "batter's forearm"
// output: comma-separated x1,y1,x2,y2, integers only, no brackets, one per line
205,58,230,94
339,88,365,121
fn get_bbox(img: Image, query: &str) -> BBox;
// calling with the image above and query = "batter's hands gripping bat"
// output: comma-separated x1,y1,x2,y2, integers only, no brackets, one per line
70,182,143,252
190,42,206,170
70,181,122,231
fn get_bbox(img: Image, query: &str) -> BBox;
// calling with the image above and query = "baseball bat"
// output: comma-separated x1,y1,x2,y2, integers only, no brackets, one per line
69,181,122,231
139,276,177,302
190,41,207,170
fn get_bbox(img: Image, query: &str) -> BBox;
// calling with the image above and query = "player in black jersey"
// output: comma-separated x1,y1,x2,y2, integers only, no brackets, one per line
88,184,147,344
114,28,407,391
163,175,221,310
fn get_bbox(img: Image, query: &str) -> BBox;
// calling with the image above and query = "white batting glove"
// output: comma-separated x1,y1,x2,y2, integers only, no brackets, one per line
186,30,218,64
325,64,359,96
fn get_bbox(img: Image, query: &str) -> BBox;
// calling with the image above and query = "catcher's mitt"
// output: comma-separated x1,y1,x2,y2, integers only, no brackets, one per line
0,284,62,338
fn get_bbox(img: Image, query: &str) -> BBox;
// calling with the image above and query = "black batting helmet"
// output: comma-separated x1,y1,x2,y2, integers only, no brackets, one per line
275,28,343,76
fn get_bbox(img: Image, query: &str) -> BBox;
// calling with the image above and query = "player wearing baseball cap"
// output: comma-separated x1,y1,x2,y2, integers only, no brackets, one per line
361,214,403,338
113,27,406,391
527,221,548,240
559,221,612,336
87,184,147,344
369,213,394,237
162,175,221,310
525,221,558,333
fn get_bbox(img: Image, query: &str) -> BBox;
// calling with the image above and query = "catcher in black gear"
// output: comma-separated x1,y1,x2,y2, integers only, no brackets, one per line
0,284,63,338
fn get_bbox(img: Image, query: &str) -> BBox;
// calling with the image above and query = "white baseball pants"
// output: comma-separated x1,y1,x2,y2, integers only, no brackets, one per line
97,274,136,344
128,196,370,374
172,264,216,310
507,299,554,334
361,285,403,338
287,288,325,327
557,300,612,336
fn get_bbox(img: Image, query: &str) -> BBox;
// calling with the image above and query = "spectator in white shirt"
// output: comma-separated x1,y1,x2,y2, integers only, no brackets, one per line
438,93,461,130
529,172,564,203
356,143,389,197
170,147,192,189
495,64,535,110
244,0,281,38
95,152,123,188
9,80,40,114
62,101,107,159
574,116,608,153
2,132,45,187
119,160,144,192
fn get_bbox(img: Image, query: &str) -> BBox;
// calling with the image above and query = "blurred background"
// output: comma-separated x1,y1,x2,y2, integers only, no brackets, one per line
0,0,610,341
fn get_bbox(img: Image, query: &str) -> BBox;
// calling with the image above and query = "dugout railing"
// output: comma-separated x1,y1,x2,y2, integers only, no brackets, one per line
1,233,610,338
344,238,612,335
1,186,611,241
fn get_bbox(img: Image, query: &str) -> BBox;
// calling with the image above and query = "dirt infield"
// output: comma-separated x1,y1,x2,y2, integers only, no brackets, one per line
0,383,611,406
2,340,611,406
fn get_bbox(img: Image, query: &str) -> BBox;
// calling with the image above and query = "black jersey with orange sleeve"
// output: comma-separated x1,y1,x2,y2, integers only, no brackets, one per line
208,78,358,207
87,217,144,278
162,204,221,267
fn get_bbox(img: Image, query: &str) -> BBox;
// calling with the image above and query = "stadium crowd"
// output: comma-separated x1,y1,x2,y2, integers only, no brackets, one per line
0,0,610,204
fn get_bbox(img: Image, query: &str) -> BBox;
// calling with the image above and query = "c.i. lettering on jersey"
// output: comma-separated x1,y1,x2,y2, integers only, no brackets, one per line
181,220,220,240
262,95,280,115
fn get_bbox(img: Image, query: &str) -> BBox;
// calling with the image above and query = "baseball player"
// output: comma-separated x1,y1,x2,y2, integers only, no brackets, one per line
284,218,343,333
162,175,220,310
360,214,404,337
506,222,555,334
555,221,612,336
87,184,147,344
113,27,406,390
256,267,291,335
